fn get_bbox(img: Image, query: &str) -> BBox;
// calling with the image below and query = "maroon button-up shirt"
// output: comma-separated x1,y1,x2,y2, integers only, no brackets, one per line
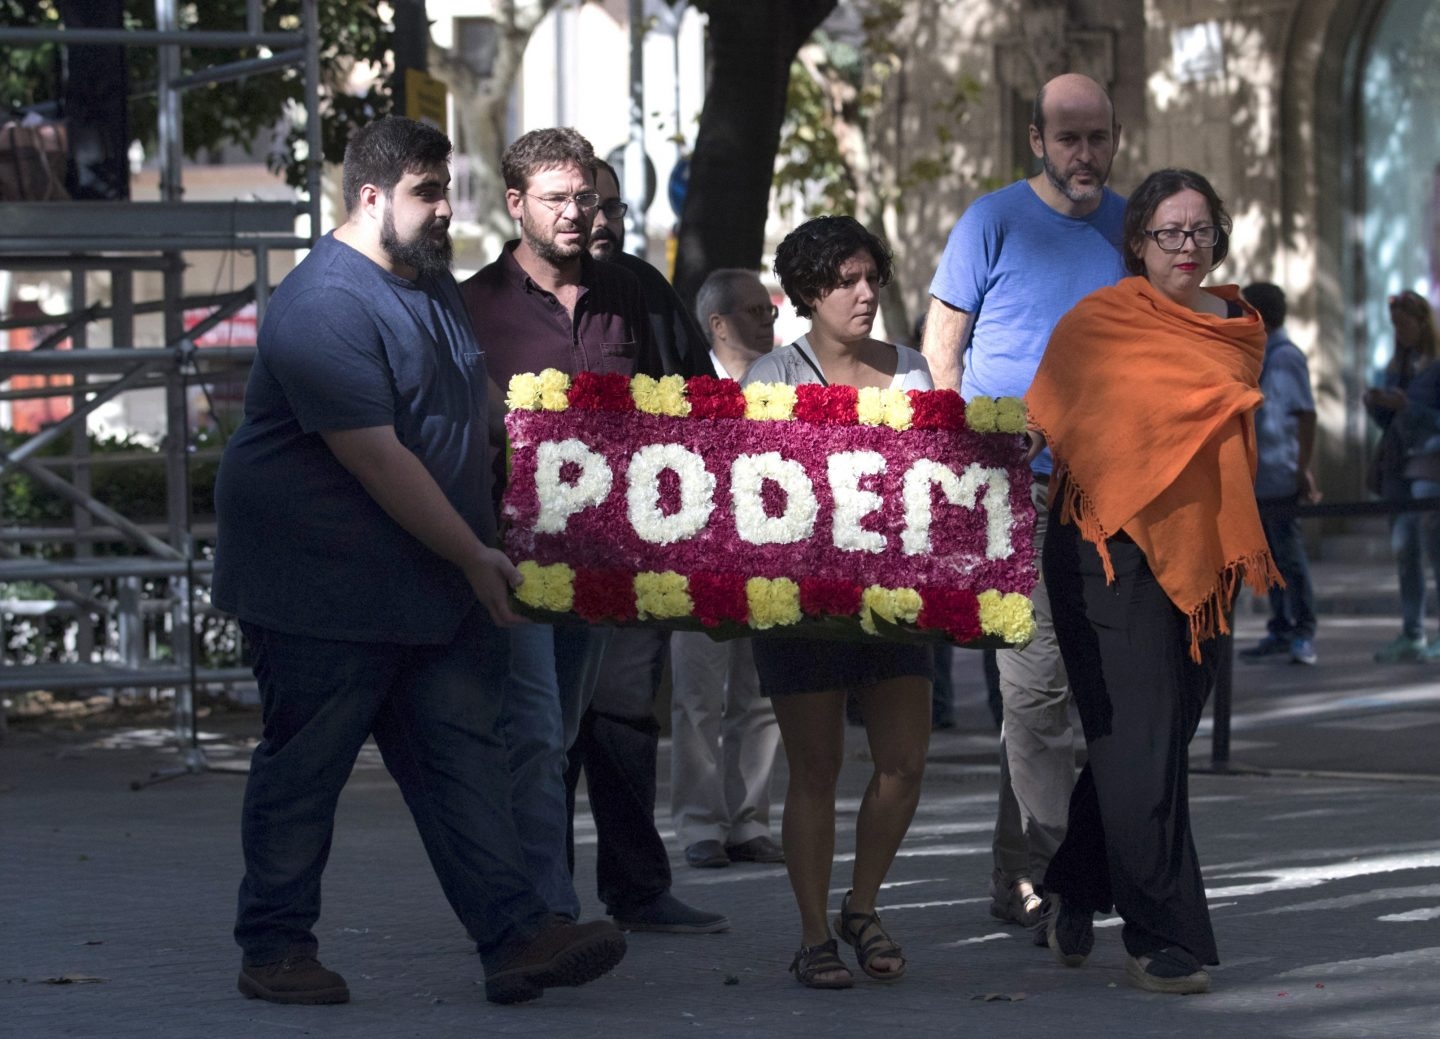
460,240,663,388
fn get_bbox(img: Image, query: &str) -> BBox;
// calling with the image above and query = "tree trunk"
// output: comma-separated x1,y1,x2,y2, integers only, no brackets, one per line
673,0,837,308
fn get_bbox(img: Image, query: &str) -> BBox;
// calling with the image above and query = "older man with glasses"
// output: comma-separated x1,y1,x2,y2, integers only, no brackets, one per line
663,268,785,870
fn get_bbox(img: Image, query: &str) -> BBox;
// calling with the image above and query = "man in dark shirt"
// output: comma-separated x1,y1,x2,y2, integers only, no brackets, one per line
213,116,624,1008
587,160,715,379
461,129,724,935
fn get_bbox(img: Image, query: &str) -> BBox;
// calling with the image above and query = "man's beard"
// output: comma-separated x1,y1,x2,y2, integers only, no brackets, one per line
526,223,586,267
1042,148,1109,204
382,207,453,278
588,226,619,262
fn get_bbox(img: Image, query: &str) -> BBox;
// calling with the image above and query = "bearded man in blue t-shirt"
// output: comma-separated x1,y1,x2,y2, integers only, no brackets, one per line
920,73,1126,942
213,116,625,1007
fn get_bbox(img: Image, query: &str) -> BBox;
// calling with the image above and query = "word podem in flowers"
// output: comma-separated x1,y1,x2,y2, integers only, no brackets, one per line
502,370,1037,647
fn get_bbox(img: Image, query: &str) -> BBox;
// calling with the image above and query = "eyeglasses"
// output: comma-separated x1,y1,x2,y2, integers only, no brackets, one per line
524,191,601,214
729,303,778,321
1142,225,1221,252
598,200,628,220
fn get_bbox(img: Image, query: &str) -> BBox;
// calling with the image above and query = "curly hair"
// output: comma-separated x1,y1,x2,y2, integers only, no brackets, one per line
1122,168,1231,276
341,116,452,215
501,127,597,191
773,216,893,319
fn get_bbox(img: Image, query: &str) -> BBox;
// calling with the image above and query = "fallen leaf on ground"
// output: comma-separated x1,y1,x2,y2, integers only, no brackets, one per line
41,974,107,985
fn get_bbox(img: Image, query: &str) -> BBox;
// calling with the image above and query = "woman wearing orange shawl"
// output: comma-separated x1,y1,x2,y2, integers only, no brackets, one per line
1026,169,1279,995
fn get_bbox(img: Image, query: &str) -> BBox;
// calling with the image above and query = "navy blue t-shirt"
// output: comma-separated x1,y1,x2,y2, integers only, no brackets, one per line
212,233,495,644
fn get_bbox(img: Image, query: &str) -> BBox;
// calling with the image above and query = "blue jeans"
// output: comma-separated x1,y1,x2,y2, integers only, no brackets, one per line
501,622,610,919
500,623,579,919
1258,497,1317,641
1391,479,1440,639
234,609,549,975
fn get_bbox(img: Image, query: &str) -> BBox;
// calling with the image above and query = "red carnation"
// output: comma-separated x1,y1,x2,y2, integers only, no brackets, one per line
917,585,982,643
799,577,863,617
688,571,748,628
794,383,859,425
569,371,636,411
573,568,638,621
908,388,967,431
686,375,747,420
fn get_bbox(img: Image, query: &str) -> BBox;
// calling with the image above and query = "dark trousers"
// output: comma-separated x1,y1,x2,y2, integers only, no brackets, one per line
234,609,549,975
563,627,672,915
1042,517,1220,965
1259,496,1317,641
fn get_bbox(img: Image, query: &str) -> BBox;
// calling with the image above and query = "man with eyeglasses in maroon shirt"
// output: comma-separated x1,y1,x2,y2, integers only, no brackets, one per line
461,128,725,937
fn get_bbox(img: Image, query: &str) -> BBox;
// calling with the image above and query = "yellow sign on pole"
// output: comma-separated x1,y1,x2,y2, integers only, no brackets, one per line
404,69,449,134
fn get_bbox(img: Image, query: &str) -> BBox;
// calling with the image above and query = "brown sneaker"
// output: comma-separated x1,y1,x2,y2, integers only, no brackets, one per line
238,955,349,1005
484,919,627,1005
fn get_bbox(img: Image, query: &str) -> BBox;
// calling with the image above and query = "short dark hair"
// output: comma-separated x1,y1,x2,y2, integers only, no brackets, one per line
341,117,452,215
1122,167,1232,276
773,215,893,319
594,158,620,194
501,127,596,191
1243,282,1287,330
695,268,764,344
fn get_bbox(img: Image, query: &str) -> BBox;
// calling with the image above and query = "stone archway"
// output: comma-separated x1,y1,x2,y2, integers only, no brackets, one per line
1279,0,1391,493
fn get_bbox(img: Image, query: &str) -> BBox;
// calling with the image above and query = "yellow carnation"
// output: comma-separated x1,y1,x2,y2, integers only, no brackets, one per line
743,382,798,421
506,373,543,411
857,387,914,430
745,576,802,629
635,570,693,619
631,373,691,417
995,396,1028,434
965,396,998,432
536,368,571,411
514,560,575,612
977,590,1035,645
860,585,923,635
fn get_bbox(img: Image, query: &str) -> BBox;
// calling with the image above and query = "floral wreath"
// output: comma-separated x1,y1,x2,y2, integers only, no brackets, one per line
501,370,1036,647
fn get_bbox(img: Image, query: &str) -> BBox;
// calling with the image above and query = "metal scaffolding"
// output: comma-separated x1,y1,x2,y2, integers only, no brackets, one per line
0,0,322,752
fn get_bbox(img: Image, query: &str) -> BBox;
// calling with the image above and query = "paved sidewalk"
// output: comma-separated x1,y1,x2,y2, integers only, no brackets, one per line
4,548,1440,1038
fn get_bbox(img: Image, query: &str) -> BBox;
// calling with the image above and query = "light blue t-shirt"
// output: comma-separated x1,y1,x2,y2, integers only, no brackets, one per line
929,180,1125,472
1253,328,1316,499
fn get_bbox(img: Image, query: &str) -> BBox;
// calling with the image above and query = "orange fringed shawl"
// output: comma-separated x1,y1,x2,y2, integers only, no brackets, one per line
1026,276,1282,661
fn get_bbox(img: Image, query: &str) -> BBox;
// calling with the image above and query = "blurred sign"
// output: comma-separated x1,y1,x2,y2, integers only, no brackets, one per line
405,69,449,133
668,156,690,217
1172,22,1224,83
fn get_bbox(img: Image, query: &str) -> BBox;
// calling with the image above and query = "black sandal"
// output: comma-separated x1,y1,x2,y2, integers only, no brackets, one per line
833,890,906,982
788,938,854,989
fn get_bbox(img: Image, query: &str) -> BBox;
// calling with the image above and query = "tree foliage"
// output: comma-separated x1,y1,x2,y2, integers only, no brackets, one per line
1,0,393,191
773,0,978,335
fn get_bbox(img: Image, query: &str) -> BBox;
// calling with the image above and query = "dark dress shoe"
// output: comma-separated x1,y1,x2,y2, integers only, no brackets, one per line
611,892,729,934
684,840,730,868
725,835,785,863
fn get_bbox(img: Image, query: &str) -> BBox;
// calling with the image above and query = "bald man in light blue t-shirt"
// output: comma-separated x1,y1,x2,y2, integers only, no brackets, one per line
921,72,1126,940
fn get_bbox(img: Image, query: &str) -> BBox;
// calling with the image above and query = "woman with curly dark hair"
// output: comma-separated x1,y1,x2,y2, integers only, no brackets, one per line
741,215,933,990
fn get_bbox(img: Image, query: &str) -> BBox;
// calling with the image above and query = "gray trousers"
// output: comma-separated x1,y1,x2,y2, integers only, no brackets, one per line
668,631,781,849
992,481,1076,885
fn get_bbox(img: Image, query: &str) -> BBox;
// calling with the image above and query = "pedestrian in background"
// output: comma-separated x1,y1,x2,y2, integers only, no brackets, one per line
1363,290,1440,662
1238,282,1321,666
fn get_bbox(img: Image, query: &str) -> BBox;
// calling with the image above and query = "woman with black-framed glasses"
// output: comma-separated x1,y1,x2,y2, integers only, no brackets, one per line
1026,168,1278,995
